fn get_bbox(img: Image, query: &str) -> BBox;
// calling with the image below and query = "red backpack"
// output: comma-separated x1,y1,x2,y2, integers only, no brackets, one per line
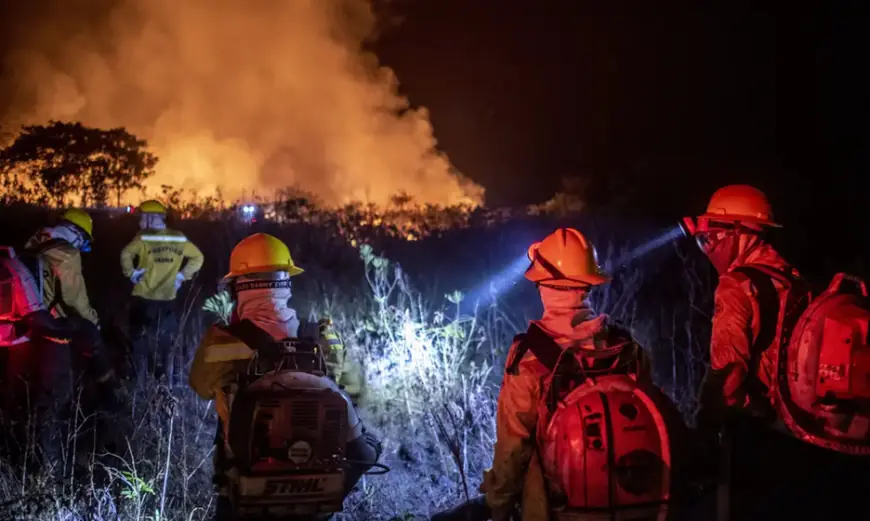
731,265,870,455
507,323,684,520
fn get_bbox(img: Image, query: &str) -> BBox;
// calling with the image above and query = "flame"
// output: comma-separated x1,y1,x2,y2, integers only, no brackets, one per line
0,0,483,208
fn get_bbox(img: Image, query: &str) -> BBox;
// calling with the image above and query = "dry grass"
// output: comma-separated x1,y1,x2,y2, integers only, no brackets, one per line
0,205,715,520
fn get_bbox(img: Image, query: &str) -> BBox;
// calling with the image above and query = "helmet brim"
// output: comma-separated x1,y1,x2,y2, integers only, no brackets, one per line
224,264,304,280
525,268,611,287
699,212,781,228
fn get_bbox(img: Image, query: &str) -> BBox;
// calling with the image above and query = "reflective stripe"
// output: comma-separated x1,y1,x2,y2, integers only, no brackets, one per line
323,332,343,349
204,342,254,362
0,337,30,347
140,235,188,242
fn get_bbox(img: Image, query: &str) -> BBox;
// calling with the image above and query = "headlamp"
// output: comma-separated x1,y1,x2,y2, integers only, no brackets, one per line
527,242,540,262
679,217,697,238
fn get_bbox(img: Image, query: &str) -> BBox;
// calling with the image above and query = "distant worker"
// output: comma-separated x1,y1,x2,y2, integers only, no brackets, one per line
120,200,203,385
1,246,74,475
188,233,378,519
683,184,870,520
436,228,683,521
23,209,116,390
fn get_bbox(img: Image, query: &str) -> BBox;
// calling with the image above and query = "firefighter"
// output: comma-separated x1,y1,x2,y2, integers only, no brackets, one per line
683,185,799,433
683,184,869,520
1,247,74,476
455,228,656,521
120,200,203,385
187,233,377,516
23,209,118,396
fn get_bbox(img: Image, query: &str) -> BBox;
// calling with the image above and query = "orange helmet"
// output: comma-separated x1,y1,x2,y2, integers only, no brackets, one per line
224,233,304,279
525,228,610,287
699,185,780,227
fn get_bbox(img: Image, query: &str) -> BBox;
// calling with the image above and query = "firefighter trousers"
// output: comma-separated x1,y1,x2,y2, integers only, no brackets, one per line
129,297,178,386
0,337,73,478
57,315,113,383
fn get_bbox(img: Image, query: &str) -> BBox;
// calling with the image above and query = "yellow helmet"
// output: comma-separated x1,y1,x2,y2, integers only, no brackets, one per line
138,200,167,215
225,233,304,279
61,208,94,238
525,227,609,287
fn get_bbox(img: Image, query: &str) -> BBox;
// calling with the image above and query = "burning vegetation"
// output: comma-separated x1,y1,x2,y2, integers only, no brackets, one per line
0,0,482,207
0,121,576,248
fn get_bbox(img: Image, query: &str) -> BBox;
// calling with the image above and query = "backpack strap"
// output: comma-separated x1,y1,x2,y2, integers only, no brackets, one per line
222,319,281,355
729,265,787,399
505,334,528,376
23,239,68,313
506,323,565,376
507,323,595,416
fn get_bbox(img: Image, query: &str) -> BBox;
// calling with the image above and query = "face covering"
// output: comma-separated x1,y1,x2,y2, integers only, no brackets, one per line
700,231,761,275
45,225,90,252
234,271,300,340
536,285,604,347
140,214,167,231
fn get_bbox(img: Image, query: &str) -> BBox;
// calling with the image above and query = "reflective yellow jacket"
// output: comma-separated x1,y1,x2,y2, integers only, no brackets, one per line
24,234,99,326
120,229,204,301
317,318,364,402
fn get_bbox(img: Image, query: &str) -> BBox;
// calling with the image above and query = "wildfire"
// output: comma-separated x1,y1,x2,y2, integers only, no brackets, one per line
0,0,484,209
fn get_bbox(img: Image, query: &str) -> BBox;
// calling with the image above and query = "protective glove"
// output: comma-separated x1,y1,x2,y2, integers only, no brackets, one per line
130,268,146,284
174,272,185,290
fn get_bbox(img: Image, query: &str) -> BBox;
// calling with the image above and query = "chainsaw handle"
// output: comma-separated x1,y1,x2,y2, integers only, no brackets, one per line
828,273,868,297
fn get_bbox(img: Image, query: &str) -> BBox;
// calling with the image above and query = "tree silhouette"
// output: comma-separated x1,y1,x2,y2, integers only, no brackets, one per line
532,175,587,217
0,121,158,206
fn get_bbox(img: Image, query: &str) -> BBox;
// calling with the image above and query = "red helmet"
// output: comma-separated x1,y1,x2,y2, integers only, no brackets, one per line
700,184,780,227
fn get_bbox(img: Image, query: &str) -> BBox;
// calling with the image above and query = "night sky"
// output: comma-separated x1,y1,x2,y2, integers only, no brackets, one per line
373,1,867,274
375,2,864,205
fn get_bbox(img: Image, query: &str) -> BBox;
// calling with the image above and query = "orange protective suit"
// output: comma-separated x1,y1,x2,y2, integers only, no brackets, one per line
482,286,649,521
697,240,799,425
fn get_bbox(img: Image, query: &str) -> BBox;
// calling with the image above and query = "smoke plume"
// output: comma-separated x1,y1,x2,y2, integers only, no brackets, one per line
0,0,483,207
